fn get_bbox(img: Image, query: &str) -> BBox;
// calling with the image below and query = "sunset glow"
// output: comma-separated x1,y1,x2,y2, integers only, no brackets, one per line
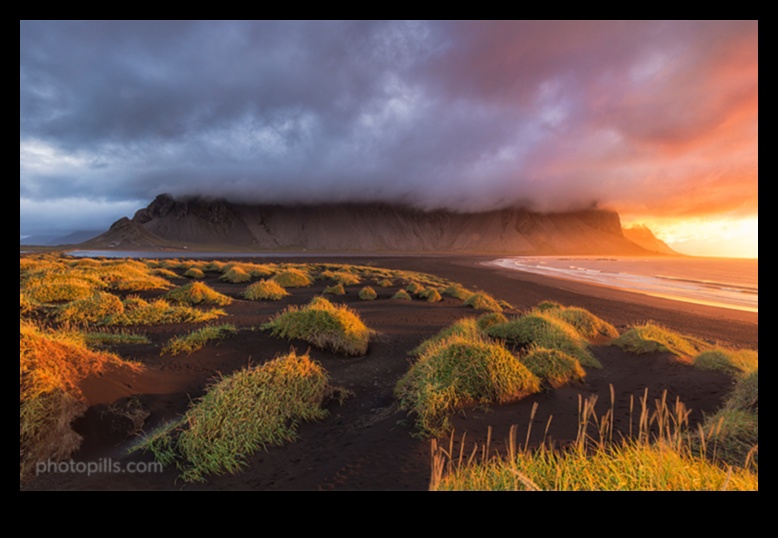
20,21,758,258
625,216,759,259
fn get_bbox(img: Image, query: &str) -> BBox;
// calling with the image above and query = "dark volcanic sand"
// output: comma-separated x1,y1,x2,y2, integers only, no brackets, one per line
22,255,757,491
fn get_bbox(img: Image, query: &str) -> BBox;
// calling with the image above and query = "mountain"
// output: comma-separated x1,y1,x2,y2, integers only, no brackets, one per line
84,193,659,255
622,224,679,255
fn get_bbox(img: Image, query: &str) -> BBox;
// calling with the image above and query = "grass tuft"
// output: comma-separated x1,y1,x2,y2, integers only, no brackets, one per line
419,288,443,302
519,346,586,389
391,290,412,301
272,269,313,288
396,333,540,436
242,280,289,301
358,286,378,300
262,297,372,356
323,283,346,296
165,282,233,306
464,292,503,313
183,267,205,279
136,350,333,482
161,324,238,356
486,312,601,368
609,323,709,361
693,348,758,376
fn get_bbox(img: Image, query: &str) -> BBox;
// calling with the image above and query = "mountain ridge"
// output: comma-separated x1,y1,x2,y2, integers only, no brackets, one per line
83,193,665,255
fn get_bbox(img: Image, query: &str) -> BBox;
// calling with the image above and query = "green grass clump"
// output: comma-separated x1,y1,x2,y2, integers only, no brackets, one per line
55,291,125,325
183,267,205,279
107,298,226,326
406,282,424,295
442,285,472,301
262,297,371,356
165,282,233,306
609,323,709,361
359,286,378,300
391,290,412,301
464,292,503,313
476,312,508,332
410,318,483,357
84,331,151,346
323,283,346,296
542,304,618,339
97,260,173,292
419,288,442,302
487,312,600,368
519,346,586,389
395,334,540,436
696,369,758,468
242,280,289,301
137,350,332,483
694,348,758,376
272,269,313,288
161,324,238,356
220,266,252,283
376,278,394,288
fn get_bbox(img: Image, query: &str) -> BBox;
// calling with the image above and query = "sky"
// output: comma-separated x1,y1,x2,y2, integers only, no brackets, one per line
20,20,758,258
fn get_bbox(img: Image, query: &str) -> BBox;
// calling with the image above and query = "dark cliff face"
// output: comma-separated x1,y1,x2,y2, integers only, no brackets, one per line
92,194,651,254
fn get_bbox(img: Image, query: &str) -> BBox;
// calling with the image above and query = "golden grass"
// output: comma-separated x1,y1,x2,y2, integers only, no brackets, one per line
262,297,372,356
272,268,313,288
20,320,141,479
396,329,540,437
107,297,226,326
242,279,289,301
610,322,710,362
161,324,238,356
165,282,233,306
464,292,503,313
430,388,758,491
136,350,334,482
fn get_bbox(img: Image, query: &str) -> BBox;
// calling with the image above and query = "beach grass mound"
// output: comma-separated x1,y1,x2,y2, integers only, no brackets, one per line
391,289,412,301
486,312,601,369
183,267,205,279
20,321,140,479
262,296,371,356
693,348,758,376
161,324,238,356
55,291,125,325
476,312,509,332
219,266,252,283
406,281,425,295
272,268,313,288
358,286,378,300
542,304,619,340
410,317,483,357
98,260,173,292
320,270,361,286
442,284,472,301
418,288,443,302
323,283,346,296
395,334,541,436
376,278,394,288
520,346,586,389
464,292,503,313
165,282,233,307
107,297,226,326
242,280,289,301
609,323,709,362
137,350,332,483
23,273,102,304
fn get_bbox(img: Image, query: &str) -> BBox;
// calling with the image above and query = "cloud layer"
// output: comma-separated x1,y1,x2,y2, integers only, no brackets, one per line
20,20,758,234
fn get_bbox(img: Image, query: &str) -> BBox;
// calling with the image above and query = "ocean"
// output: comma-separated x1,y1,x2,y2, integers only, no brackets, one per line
487,256,758,313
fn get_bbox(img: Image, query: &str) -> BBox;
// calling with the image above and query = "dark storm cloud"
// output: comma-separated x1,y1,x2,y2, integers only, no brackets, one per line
20,20,758,235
